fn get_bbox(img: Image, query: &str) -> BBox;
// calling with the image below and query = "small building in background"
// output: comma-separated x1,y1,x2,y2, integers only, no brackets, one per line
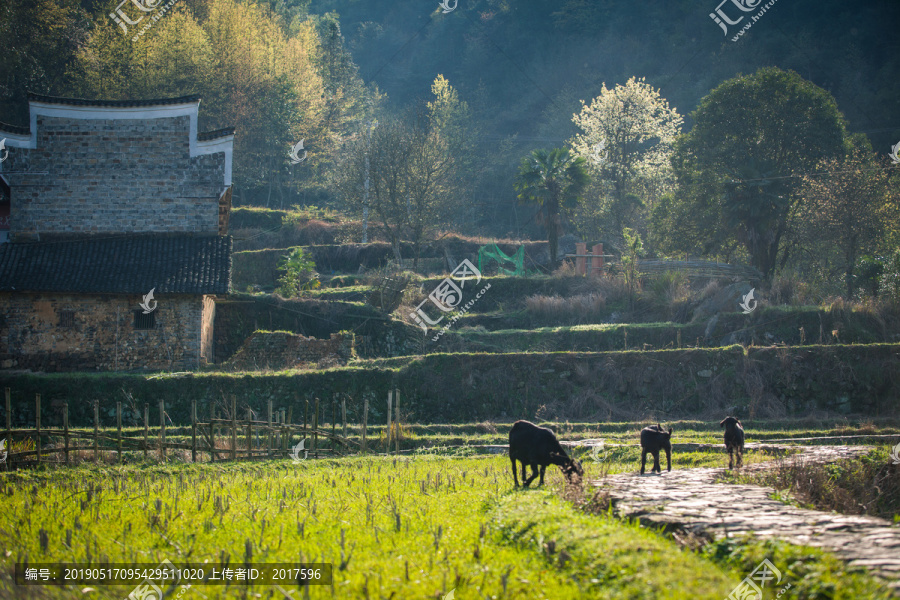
0,94,234,372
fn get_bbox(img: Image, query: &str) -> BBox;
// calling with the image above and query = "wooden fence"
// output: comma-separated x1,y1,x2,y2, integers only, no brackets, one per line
0,387,406,468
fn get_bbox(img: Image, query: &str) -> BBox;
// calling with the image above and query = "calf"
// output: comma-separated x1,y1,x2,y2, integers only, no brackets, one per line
720,416,745,469
640,424,673,474
509,420,583,487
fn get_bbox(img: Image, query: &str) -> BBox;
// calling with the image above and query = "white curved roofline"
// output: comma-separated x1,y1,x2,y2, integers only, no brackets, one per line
2,99,233,185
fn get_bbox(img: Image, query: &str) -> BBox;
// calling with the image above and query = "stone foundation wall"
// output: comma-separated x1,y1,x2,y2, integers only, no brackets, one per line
0,292,204,372
226,331,354,371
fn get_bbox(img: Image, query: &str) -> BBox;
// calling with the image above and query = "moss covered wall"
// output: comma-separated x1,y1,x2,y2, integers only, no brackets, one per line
2,344,898,427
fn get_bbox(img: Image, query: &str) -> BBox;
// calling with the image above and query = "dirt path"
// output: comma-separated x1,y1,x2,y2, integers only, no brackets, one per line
592,444,900,593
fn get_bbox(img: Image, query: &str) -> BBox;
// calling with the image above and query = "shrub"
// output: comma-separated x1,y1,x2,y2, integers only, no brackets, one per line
275,247,321,297
524,293,606,325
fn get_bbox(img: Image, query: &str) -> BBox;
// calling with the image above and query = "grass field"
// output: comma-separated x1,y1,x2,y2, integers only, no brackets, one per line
0,433,893,599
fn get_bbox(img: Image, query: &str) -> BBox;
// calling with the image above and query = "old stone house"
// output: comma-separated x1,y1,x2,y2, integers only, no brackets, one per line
0,94,234,371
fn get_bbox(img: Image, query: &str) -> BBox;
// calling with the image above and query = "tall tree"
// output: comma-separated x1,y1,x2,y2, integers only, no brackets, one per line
427,75,477,231
570,76,682,239
657,68,848,279
0,0,88,122
514,148,589,265
335,106,457,269
798,136,893,298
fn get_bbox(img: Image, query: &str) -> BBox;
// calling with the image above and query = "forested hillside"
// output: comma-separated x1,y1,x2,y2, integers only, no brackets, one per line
2,0,899,293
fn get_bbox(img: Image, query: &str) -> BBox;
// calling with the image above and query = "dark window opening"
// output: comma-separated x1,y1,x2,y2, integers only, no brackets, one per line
133,310,156,330
58,310,75,328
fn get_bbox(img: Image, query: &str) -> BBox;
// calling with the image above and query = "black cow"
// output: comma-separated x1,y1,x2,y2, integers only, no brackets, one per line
640,424,673,474
509,420,584,487
720,416,745,469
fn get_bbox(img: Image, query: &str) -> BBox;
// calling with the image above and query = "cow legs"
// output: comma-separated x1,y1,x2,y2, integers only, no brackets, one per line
523,463,539,487
665,448,671,472
736,446,743,468
727,447,734,470
538,465,547,486
641,450,648,474
511,456,519,487
653,451,661,473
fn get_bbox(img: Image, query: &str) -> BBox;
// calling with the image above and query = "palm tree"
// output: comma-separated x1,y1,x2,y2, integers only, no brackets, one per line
514,148,590,265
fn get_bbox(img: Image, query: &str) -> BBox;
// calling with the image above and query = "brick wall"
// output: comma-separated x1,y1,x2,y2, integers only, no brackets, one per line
226,331,355,371
0,292,204,371
6,114,227,239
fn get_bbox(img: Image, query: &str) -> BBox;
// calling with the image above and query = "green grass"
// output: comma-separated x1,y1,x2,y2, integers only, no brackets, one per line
0,448,892,598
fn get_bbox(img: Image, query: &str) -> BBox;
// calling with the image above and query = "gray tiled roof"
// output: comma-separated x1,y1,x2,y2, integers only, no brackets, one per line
198,128,236,140
0,235,231,294
26,93,201,107
0,122,30,135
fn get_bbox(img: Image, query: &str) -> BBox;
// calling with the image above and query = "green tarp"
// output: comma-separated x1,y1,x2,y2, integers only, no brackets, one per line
477,244,525,276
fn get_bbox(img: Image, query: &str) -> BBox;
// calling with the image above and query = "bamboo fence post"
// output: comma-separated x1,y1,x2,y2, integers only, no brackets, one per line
341,395,347,442
267,400,273,459
231,396,237,461
63,402,69,465
304,398,308,439
116,401,122,464
246,408,253,460
35,394,41,463
395,389,400,455
387,390,393,455
210,403,216,462
159,399,166,462
4,388,10,466
313,398,319,459
191,400,197,463
143,404,149,460
282,409,288,453
273,411,280,454
331,400,336,455
286,407,293,454
362,396,369,455
274,410,280,454
93,401,99,463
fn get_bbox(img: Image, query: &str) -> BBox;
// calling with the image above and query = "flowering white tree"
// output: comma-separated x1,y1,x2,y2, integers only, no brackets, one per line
569,77,683,238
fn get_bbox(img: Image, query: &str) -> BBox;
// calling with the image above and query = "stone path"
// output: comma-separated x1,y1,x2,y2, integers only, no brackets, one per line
592,444,900,592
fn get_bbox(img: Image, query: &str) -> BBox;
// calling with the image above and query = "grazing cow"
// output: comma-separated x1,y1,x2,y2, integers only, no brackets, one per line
640,424,673,474
720,416,745,469
509,420,584,487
